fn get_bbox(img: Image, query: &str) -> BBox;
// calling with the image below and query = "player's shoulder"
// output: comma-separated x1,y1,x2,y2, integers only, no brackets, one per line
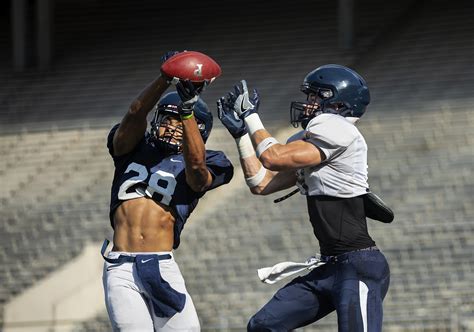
306,114,360,146
107,123,148,141
107,123,149,159
309,113,352,127
107,124,121,154
107,123,120,139
310,114,360,133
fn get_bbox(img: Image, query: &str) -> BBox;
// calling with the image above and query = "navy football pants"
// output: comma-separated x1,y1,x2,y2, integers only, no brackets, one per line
248,250,390,332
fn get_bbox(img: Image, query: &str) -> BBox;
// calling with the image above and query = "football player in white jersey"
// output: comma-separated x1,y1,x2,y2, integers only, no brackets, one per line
218,65,391,331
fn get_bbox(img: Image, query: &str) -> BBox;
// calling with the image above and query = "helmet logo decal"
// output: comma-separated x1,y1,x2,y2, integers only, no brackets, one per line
194,64,203,77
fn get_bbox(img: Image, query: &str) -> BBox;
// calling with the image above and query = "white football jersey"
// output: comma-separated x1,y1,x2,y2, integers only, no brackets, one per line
293,113,369,198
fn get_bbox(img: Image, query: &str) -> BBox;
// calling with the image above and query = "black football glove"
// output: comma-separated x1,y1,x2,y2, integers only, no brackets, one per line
176,80,206,118
160,50,180,63
232,80,260,119
217,96,247,138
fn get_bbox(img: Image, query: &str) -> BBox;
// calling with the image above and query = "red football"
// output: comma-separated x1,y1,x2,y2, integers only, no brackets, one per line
161,51,222,83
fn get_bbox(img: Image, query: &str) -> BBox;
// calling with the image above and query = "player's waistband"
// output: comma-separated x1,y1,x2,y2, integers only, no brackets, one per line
100,239,172,264
321,246,379,263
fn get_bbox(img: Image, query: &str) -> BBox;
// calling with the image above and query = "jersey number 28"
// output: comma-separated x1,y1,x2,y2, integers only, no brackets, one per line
118,162,177,205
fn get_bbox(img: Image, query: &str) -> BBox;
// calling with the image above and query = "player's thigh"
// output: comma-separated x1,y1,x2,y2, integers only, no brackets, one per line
335,252,390,332
336,278,388,332
248,276,334,331
103,262,154,331
151,259,200,331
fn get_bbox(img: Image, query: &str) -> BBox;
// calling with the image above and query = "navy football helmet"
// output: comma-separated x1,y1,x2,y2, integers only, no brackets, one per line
150,92,213,153
290,64,370,129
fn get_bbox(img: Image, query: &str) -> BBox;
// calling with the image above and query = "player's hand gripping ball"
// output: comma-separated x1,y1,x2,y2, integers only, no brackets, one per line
161,51,222,84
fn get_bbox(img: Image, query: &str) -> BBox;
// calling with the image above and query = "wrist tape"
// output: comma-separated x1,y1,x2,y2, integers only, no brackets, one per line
245,165,267,188
256,137,279,159
235,133,254,159
245,113,265,135
180,111,194,120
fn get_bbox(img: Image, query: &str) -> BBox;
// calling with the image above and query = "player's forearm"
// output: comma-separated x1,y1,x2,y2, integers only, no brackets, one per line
238,151,280,195
247,129,288,171
182,117,211,192
246,119,318,171
130,75,170,116
243,113,285,170
240,154,265,194
239,162,298,196
113,76,170,156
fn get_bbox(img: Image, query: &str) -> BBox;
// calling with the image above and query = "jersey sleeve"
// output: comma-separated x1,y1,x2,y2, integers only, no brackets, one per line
286,130,305,144
107,124,120,157
304,115,357,161
205,150,234,190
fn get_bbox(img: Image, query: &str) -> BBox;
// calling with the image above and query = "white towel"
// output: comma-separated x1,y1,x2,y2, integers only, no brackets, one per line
257,255,326,284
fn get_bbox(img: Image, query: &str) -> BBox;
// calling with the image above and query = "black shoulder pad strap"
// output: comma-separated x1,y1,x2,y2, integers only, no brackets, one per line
363,192,394,223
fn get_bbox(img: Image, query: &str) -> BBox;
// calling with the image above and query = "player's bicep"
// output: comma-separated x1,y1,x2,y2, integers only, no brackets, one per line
113,110,148,156
286,140,325,167
261,140,325,171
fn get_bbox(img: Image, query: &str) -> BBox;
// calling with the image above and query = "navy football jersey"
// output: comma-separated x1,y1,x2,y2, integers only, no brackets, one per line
107,124,234,249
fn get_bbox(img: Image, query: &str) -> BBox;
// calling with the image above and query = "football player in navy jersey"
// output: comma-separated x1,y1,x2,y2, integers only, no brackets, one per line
102,54,233,331
218,65,391,331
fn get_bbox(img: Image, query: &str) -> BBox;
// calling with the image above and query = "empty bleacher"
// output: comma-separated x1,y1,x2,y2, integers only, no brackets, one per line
1,0,474,331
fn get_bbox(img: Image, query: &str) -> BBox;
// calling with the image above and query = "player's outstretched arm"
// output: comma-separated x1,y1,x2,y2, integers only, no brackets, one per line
217,91,297,195
229,80,325,171
112,52,180,156
113,75,170,156
177,80,213,192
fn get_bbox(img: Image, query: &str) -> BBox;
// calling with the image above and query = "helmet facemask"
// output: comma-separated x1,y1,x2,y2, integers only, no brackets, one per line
150,105,184,154
290,86,335,129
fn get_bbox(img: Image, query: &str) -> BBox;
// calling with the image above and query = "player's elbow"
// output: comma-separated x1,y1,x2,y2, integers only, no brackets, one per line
187,177,209,192
186,167,211,192
259,152,283,172
250,186,263,195
189,182,209,193
249,184,271,196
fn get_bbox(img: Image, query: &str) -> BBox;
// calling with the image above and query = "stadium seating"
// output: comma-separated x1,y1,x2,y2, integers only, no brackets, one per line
1,0,473,331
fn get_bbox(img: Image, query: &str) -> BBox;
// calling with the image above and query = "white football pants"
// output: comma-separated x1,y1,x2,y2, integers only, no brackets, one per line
103,251,200,331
